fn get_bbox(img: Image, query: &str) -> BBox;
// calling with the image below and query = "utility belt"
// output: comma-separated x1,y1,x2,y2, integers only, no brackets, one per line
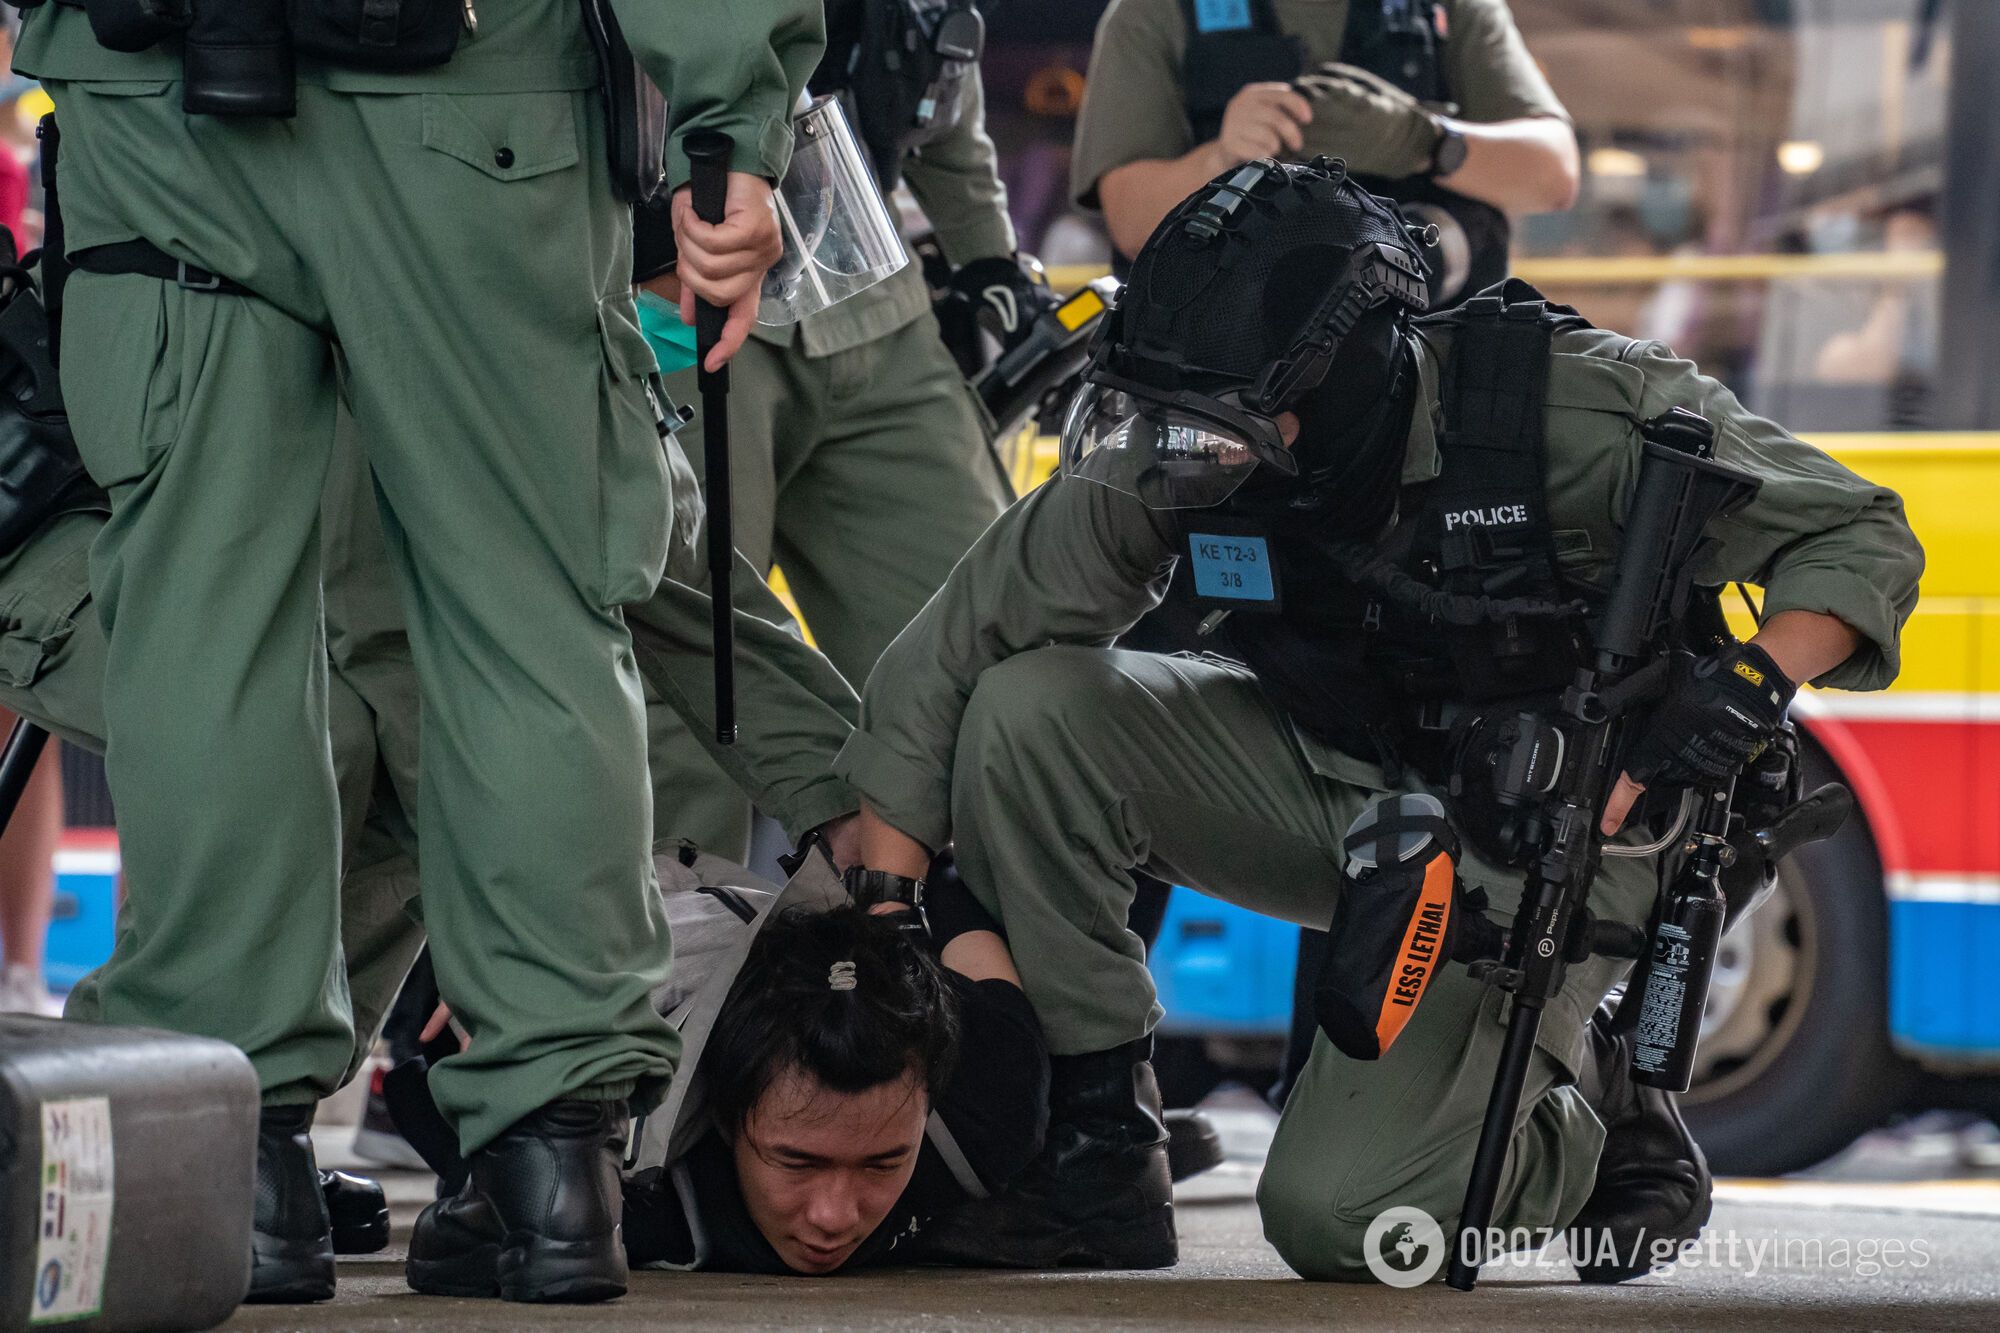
37,0,666,200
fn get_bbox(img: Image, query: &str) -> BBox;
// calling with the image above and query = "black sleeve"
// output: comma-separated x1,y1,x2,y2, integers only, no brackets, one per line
923,975,1050,1194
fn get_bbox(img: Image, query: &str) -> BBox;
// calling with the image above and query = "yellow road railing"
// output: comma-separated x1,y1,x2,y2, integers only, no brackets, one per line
1044,250,1943,293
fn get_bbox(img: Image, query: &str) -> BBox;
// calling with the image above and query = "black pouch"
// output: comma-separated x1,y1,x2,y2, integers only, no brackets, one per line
0,233,102,560
1314,792,1493,1060
291,0,464,71
580,0,667,204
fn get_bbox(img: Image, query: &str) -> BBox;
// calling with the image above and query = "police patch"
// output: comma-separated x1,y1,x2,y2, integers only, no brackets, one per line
1192,0,1254,33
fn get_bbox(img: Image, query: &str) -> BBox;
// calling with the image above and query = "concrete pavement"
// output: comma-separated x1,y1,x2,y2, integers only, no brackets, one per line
218,1120,2000,1333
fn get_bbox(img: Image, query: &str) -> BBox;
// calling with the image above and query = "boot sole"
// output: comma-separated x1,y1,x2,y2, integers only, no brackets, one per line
248,1233,335,1304
497,1234,627,1304
407,1243,502,1298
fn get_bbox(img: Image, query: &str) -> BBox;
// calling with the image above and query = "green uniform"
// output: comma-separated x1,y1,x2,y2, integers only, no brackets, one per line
646,68,1017,860
16,0,823,1151
834,321,1922,1278
1070,0,1567,211
0,419,860,1097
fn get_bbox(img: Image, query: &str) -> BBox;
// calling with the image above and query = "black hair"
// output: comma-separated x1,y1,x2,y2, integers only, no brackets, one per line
706,906,961,1136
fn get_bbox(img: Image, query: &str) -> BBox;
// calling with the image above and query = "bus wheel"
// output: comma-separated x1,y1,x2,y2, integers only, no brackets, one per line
1679,751,1912,1175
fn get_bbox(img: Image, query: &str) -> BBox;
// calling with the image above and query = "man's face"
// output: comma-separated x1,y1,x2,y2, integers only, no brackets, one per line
733,1065,929,1274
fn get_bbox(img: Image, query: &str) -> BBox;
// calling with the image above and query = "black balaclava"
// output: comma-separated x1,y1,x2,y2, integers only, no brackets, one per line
1226,301,1417,538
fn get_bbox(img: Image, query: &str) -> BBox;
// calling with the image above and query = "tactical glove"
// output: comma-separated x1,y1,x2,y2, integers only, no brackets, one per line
947,255,1059,353
1293,63,1438,179
1625,642,1797,790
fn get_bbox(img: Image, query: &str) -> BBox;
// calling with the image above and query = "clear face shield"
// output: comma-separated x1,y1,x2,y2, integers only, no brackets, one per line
757,96,910,326
1058,378,1299,511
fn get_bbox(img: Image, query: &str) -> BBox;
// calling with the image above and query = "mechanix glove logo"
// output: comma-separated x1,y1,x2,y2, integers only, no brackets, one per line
1314,793,1486,1060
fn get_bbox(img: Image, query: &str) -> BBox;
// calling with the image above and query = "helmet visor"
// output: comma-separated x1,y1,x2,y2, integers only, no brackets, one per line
1059,382,1296,511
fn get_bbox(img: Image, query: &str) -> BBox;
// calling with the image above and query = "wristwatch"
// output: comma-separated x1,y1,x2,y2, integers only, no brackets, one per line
842,866,926,914
1427,115,1468,178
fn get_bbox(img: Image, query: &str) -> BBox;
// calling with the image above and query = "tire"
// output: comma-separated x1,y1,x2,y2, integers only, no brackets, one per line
1679,745,1914,1175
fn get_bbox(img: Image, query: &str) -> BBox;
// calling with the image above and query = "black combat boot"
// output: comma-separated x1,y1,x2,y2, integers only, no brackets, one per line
1165,1108,1225,1183
406,1099,628,1303
912,1038,1177,1269
248,1104,336,1304
321,1168,390,1255
1566,1001,1713,1283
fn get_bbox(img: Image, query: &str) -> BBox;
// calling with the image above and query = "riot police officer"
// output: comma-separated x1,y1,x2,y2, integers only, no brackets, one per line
1073,0,1578,307
645,0,1043,864
833,159,1922,1277
13,0,820,1305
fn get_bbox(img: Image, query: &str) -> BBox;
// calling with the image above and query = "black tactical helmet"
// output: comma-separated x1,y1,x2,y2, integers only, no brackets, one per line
1063,157,1432,510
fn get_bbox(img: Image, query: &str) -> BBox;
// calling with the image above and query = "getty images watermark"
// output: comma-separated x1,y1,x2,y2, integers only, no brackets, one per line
1362,1206,1936,1288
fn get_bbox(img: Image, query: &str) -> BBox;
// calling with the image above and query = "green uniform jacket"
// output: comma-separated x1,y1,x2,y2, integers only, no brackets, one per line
752,66,1018,359
1071,0,1567,210
16,0,823,184
836,323,1926,851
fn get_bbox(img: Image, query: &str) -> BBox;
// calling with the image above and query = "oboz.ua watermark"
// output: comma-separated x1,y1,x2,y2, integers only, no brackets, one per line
1364,1207,1937,1284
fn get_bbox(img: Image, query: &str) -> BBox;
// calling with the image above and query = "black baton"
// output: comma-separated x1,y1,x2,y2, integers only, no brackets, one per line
684,131,737,745
0,718,51,840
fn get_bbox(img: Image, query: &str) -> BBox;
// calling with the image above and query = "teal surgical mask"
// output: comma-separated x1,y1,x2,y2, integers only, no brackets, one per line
636,290,699,375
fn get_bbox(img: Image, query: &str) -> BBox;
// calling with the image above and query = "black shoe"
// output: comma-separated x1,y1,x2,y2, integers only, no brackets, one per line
1567,1002,1714,1283
910,1040,1177,1270
321,1168,390,1255
248,1105,336,1304
407,1099,629,1303
1165,1108,1225,1183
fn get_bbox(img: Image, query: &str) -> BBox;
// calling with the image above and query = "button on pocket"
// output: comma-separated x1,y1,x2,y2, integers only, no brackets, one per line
420,94,578,183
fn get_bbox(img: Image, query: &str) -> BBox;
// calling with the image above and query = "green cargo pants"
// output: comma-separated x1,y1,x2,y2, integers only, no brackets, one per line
0,488,426,1091
50,79,676,1149
645,316,1011,858
947,645,1659,1281
0,417,858,1108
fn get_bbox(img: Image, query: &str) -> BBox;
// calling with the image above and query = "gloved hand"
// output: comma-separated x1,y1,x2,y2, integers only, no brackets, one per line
947,254,1059,353
1624,642,1798,790
1293,62,1439,179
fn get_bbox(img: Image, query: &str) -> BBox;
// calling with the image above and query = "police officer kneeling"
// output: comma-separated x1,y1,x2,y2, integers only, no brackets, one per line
835,158,1922,1279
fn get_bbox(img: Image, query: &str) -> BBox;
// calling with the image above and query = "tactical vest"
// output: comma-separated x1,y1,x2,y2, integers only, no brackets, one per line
811,0,985,190
1188,281,1596,783
1174,0,1509,308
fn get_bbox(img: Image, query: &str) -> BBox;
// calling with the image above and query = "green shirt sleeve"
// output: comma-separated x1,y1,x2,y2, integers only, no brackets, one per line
903,67,1019,266
629,537,863,844
1443,0,1570,124
605,0,825,185
834,478,1179,849
1618,339,1924,693
1070,0,1193,212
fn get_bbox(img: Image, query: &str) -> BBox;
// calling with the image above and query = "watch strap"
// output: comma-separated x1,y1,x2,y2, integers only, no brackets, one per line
842,866,926,913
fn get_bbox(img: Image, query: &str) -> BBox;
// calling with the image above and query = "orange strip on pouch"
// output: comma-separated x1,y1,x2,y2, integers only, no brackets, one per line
1375,856,1456,1054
